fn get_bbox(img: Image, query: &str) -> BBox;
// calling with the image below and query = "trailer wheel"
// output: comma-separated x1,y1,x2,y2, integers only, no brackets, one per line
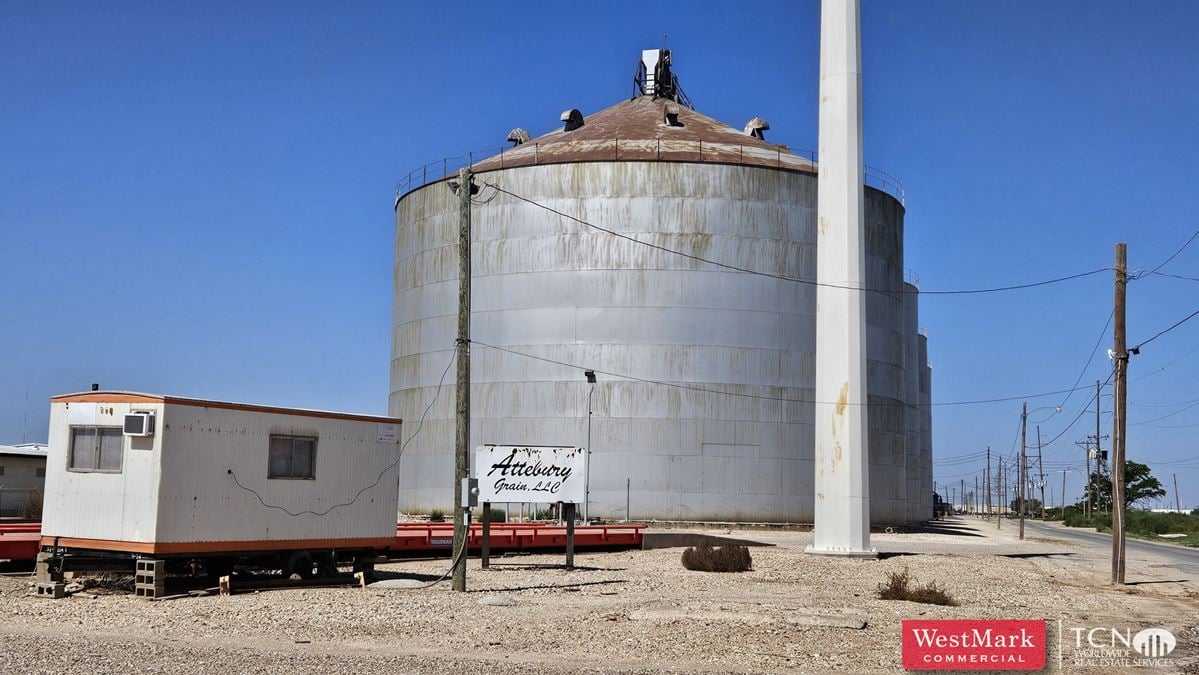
284,550,315,579
315,551,338,578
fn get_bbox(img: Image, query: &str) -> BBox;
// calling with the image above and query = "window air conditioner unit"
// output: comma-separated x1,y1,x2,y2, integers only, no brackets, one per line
124,412,156,437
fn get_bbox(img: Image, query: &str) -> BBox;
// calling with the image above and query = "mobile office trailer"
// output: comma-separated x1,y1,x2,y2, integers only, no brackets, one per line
41,391,402,577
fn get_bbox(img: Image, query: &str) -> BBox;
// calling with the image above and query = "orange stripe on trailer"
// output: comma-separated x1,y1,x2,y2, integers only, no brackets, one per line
14,523,644,562
39,536,396,555
50,391,403,425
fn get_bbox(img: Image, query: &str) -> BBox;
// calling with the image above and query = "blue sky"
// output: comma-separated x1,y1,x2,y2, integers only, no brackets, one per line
2,1,1197,509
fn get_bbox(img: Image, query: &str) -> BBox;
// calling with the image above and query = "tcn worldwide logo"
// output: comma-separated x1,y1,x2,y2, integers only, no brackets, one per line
1066,625,1177,669
902,620,1046,671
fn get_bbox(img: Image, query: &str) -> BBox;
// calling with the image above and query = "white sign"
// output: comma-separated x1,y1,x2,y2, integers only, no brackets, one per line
376,423,399,443
474,445,585,504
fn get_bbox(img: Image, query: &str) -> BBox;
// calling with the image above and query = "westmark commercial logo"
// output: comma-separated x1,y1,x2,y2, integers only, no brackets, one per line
902,620,1046,671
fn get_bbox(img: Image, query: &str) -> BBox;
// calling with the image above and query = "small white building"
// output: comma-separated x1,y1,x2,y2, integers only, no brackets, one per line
41,392,402,567
0,443,49,517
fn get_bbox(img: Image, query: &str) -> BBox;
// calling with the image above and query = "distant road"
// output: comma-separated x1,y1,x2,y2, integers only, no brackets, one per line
1023,520,1199,576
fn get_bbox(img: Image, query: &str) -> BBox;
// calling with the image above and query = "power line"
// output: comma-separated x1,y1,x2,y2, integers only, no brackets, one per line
1039,371,1115,450
1133,229,1199,279
1140,420,1199,430
1129,395,1199,408
483,182,1112,296
938,455,991,467
1130,400,1199,425
1131,342,1199,383
1145,455,1199,467
467,338,1107,408
936,449,989,461
1005,411,1024,462
1131,307,1199,352
1149,271,1199,283
227,348,456,517
1056,309,1113,411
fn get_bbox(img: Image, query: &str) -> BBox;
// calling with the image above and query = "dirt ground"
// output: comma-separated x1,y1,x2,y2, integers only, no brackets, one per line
1,518,1196,674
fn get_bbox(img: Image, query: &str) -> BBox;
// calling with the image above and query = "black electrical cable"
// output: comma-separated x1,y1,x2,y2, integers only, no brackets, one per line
228,348,457,518
468,338,1104,408
483,182,1112,296
1130,395,1199,408
1131,343,1199,383
1140,420,1199,430
1149,271,1199,283
1131,397,1199,425
1132,307,1199,352
1037,371,1115,450
1055,310,1113,412
936,449,989,461
1133,229,1199,279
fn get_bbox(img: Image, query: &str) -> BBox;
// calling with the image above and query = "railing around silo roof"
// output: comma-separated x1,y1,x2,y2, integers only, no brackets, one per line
394,141,905,207
864,165,906,206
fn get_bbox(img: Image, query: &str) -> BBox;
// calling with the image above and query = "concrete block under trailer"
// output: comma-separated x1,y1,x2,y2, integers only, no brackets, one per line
39,392,402,578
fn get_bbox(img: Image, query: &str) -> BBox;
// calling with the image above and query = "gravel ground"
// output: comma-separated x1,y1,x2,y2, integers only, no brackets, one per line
2,519,1196,674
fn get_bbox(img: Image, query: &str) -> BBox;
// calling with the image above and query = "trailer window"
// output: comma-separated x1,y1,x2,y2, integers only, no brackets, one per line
68,426,124,473
268,435,316,479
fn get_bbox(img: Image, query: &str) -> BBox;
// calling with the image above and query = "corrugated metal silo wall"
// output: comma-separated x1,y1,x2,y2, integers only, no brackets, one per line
919,334,933,519
392,161,917,523
902,283,924,522
865,192,908,525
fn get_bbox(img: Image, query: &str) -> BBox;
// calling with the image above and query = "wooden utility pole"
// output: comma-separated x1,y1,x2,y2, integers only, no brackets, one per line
1174,473,1181,512
1019,402,1027,540
1036,425,1046,519
974,476,979,516
1111,243,1128,585
1061,470,1067,516
960,479,965,514
986,447,992,520
1083,439,1092,518
452,167,473,592
1095,378,1102,510
998,459,1004,528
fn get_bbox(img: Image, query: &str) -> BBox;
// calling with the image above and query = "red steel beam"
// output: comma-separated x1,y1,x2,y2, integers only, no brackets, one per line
0,522,644,562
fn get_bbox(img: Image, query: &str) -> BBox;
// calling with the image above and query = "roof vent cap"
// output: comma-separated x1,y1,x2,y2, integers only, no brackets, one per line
663,103,683,127
560,109,584,132
507,128,531,146
744,117,770,140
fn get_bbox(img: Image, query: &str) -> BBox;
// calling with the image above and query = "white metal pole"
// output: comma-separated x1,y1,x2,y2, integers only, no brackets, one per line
808,0,875,557
585,384,594,522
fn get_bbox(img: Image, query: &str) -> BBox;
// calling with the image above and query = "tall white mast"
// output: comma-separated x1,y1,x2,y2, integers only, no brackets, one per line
807,0,875,557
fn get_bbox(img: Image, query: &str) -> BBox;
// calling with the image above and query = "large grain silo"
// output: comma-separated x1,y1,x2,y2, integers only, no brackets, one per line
391,50,932,525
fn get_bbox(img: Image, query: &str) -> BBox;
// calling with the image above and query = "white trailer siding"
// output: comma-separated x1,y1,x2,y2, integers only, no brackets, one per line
42,400,165,545
156,403,400,550
41,393,401,556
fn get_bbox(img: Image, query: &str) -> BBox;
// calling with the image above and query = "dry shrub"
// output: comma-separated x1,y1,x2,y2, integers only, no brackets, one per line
84,572,135,593
21,490,43,520
681,543,753,572
878,567,958,606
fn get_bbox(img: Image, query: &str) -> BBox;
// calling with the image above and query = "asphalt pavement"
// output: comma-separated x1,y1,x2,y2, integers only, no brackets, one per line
1023,519,1199,576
